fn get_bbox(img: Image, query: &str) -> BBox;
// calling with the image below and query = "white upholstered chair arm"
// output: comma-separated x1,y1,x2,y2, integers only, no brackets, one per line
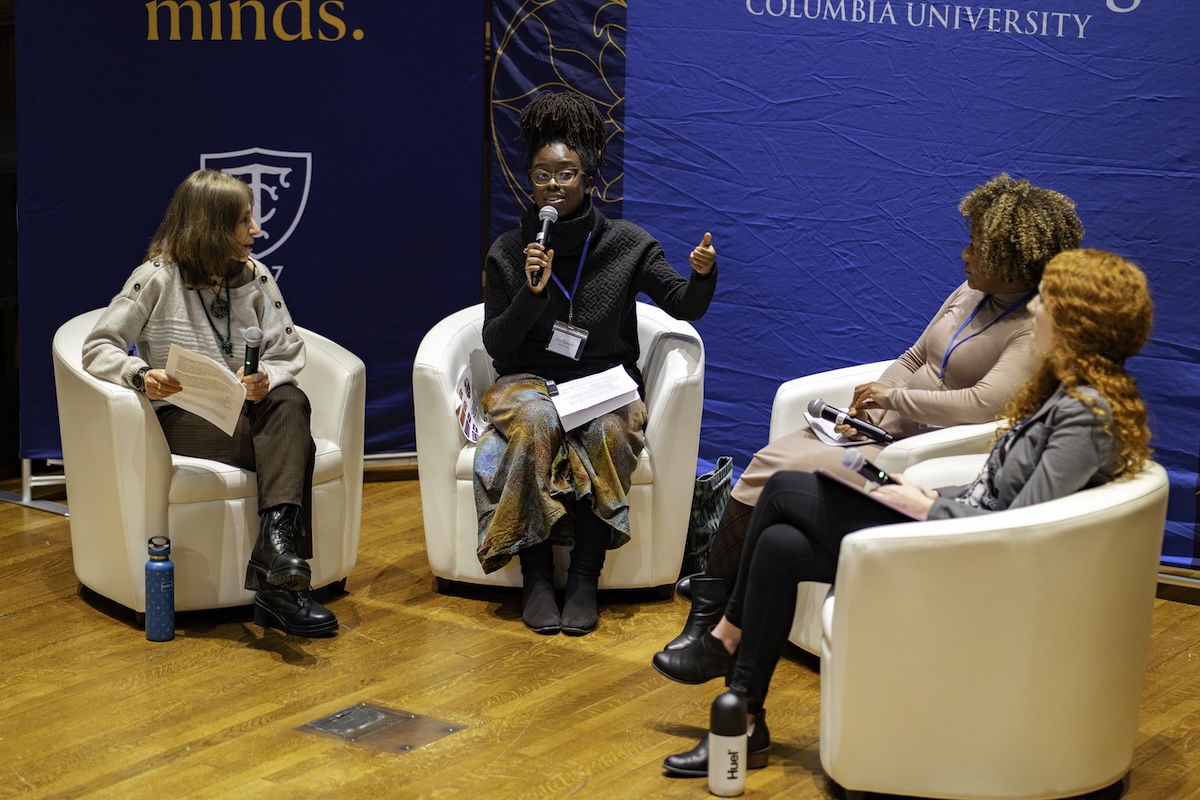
871,421,998,473
901,452,988,489
636,305,705,565
412,303,490,567
294,325,366,456
293,325,367,564
820,462,1169,798
769,361,889,442
53,309,174,610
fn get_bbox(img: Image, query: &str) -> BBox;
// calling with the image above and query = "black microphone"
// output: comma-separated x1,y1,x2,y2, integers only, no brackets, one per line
807,397,895,444
530,205,559,286
841,448,896,486
243,326,263,376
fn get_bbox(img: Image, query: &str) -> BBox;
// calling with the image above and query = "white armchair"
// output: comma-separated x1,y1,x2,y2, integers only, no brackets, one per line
52,309,366,615
777,361,1001,654
819,456,1169,799
412,302,704,591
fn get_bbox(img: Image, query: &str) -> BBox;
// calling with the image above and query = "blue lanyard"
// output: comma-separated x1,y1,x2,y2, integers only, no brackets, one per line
939,291,1036,382
549,231,592,326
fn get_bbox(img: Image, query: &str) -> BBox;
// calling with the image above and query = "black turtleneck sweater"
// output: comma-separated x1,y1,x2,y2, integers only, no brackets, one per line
482,200,717,391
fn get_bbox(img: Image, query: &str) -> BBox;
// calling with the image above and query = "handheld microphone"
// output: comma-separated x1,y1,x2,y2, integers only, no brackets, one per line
243,326,263,376
530,205,558,286
807,397,895,444
841,448,896,486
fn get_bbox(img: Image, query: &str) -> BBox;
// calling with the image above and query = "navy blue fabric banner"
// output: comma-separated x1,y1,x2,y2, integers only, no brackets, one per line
488,0,626,241
622,3,1199,566
17,2,484,458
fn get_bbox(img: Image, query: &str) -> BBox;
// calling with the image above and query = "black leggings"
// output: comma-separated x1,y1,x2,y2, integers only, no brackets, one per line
723,471,912,714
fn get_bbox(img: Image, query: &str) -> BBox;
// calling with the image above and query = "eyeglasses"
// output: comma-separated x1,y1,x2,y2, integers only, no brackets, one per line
530,168,581,186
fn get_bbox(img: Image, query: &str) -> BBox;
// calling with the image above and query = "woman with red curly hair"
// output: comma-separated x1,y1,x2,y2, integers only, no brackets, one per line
661,248,1153,777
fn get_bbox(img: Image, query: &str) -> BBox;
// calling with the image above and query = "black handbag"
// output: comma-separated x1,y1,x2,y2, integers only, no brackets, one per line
680,456,733,577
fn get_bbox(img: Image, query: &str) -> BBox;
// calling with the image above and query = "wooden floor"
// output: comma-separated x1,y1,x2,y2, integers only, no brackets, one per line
2,469,1200,800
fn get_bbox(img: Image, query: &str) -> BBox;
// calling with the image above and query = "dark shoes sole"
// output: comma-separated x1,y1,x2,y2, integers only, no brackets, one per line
253,591,338,637
245,561,312,592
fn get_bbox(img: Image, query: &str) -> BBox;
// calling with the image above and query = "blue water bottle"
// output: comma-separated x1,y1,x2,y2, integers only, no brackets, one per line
145,535,175,641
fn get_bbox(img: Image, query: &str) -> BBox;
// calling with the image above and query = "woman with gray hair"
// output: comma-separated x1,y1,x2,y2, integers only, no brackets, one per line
83,168,336,638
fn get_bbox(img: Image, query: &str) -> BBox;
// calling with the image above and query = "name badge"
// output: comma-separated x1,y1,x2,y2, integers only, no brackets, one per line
547,321,589,360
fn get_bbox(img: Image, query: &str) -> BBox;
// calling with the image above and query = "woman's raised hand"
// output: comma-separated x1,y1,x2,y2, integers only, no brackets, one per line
689,232,716,275
524,241,554,294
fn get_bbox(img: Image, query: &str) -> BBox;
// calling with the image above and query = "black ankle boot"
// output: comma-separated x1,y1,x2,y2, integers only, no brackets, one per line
675,573,698,602
662,709,770,777
652,629,735,685
245,504,312,591
663,576,731,651
253,589,338,637
520,540,560,635
561,509,608,635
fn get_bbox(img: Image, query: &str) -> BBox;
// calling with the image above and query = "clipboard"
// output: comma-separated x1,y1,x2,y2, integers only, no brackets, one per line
813,468,920,521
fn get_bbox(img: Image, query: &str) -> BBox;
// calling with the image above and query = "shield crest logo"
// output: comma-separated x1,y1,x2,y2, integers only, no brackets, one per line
200,147,312,259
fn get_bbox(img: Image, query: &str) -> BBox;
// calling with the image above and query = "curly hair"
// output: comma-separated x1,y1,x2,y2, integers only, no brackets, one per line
1002,249,1153,478
519,91,608,177
145,169,254,286
959,174,1084,287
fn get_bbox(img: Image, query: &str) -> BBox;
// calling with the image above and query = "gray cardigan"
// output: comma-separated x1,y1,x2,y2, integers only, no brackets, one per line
929,386,1118,519
82,258,304,399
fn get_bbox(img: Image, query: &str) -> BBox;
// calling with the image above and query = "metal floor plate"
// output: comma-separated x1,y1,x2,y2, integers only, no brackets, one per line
298,703,466,754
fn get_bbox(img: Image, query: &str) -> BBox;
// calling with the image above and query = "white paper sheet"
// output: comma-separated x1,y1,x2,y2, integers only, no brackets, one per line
162,344,246,436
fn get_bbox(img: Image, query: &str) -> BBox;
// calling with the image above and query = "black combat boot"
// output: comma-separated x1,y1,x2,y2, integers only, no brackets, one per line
253,589,338,637
245,504,312,591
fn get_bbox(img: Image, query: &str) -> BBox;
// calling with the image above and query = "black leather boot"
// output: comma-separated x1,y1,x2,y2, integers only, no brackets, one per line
245,504,312,591
519,540,560,635
663,576,731,651
561,508,608,635
675,573,698,602
663,709,770,777
653,629,735,685
253,589,338,637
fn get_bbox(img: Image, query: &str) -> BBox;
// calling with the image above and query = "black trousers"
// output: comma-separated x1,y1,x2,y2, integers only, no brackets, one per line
723,471,912,715
155,383,316,558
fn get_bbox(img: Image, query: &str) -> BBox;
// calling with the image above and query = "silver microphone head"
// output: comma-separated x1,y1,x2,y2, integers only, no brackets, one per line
244,326,264,347
538,205,559,223
841,448,865,471
807,397,826,417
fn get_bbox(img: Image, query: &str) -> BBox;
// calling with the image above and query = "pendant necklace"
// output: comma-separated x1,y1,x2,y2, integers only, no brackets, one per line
209,287,230,318
199,281,234,356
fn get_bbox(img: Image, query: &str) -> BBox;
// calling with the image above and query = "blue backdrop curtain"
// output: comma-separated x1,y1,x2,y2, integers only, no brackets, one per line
621,1,1199,567
489,1,1199,569
16,2,485,458
19,2,1200,568
488,0,626,240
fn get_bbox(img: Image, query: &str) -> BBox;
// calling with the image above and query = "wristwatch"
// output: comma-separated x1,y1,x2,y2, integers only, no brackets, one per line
131,366,151,393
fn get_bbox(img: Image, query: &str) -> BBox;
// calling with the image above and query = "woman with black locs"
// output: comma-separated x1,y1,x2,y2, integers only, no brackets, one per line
473,91,719,635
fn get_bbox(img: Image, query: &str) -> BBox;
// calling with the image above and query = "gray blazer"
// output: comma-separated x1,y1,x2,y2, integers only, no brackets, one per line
929,386,1118,519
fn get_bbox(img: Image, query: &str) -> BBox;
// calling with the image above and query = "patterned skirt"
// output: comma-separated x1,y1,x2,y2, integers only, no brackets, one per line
473,373,647,574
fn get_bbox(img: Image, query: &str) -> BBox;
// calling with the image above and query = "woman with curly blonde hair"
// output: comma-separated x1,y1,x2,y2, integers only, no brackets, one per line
660,248,1154,777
